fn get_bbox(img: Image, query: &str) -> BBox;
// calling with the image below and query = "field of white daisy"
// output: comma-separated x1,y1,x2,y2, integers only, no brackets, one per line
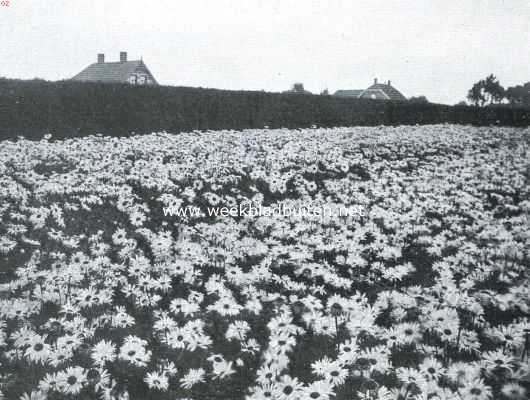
0,125,529,400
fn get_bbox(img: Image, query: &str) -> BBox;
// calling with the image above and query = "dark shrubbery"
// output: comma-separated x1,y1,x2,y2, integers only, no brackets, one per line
0,78,529,140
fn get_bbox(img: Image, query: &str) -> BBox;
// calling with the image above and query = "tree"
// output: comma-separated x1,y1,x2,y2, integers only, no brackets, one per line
505,82,530,106
467,81,486,106
408,96,429,104
483,74,504,104
467,74,505,106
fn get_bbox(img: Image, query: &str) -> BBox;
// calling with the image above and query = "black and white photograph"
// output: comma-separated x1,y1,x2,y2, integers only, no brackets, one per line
1,1,530,399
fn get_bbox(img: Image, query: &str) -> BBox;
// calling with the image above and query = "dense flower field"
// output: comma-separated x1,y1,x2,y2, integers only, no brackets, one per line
0,125,529,400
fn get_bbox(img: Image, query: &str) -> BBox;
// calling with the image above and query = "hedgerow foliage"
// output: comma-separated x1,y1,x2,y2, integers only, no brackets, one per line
1,78,529,140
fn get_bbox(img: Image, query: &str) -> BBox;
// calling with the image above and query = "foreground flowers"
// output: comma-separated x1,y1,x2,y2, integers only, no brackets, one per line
0,125,529,399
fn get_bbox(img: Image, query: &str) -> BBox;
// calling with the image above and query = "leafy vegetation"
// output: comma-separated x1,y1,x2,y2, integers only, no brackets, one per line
466,75,530,107
467,75,505,106
1,78,529,141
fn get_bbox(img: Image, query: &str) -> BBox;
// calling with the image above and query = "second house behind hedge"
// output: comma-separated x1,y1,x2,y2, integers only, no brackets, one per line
335,78,407,101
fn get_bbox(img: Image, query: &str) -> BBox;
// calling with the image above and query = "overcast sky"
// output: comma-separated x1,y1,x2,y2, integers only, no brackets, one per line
1,0,529,104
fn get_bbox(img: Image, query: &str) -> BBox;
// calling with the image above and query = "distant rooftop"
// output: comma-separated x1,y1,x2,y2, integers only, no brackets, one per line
334,89,364,98
71,52,158,85
333,79,406,101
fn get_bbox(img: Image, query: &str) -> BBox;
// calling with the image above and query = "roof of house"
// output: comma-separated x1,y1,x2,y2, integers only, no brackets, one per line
364,83,406,101
333,80,407,101
334,89,364,97
359,88,391,100
71,60,157,84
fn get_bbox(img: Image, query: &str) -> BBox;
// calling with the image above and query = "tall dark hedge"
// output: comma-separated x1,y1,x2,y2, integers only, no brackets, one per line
0,78,529,140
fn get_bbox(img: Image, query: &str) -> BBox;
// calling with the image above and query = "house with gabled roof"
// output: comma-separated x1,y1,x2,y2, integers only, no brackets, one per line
334,79,406,101
71,52,158,85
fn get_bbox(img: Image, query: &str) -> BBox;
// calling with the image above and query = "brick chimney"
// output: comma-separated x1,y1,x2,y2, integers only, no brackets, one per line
120,52,127,63
97,53,105,63
387,80,391,85
374,78,378,84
